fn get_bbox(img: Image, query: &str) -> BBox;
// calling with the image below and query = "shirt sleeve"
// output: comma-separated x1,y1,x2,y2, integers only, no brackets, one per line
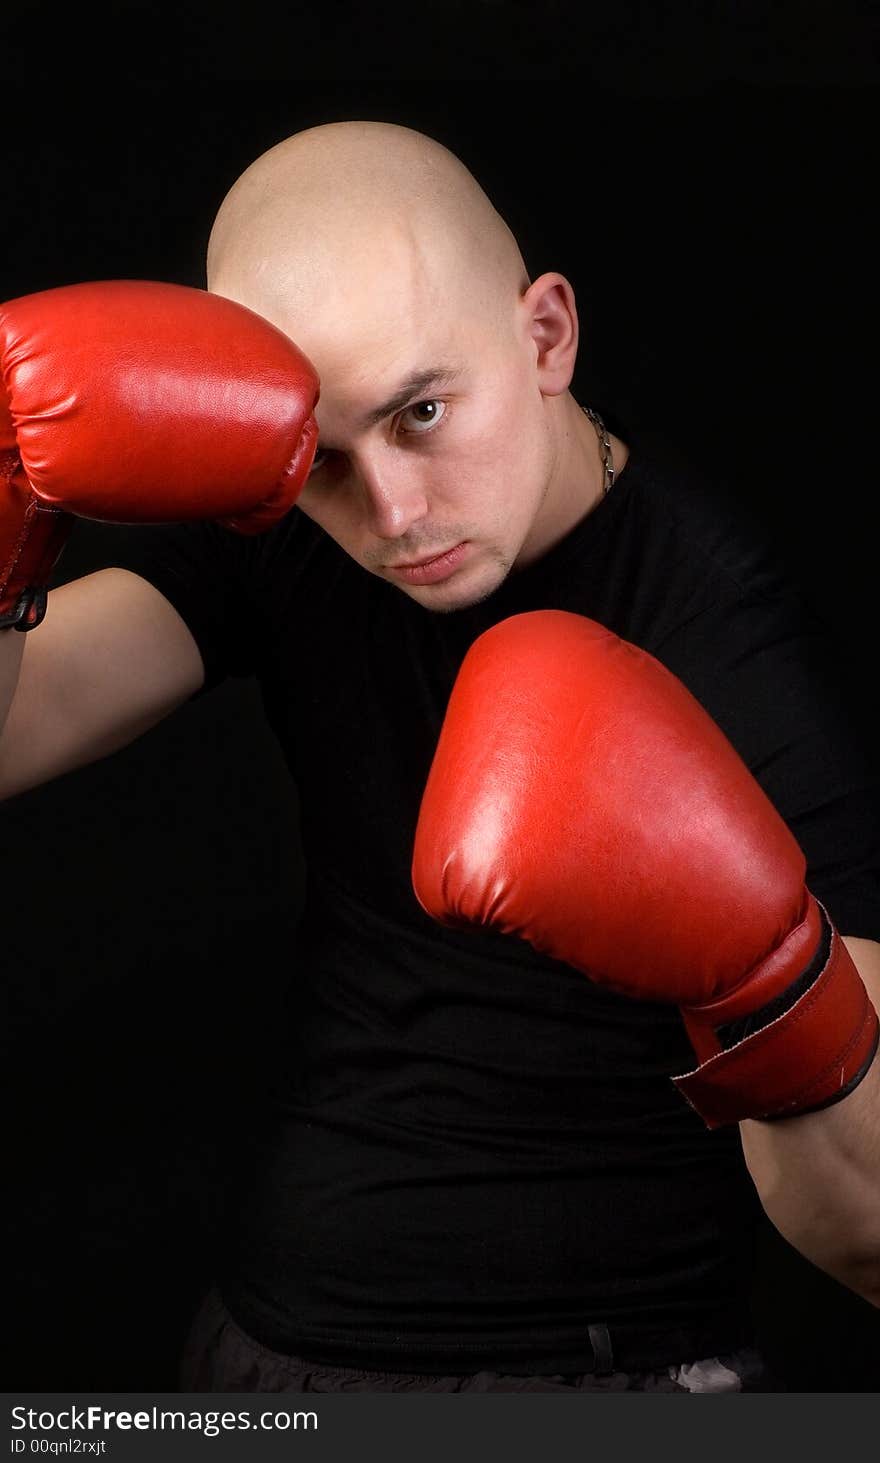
651,585,880,943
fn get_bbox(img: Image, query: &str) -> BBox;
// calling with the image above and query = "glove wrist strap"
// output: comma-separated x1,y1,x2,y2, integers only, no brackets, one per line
674,900,879,1128
1,478,72,631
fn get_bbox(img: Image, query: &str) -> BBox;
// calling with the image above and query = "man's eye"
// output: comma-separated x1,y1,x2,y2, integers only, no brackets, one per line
400,399,446,433
308,399,447,476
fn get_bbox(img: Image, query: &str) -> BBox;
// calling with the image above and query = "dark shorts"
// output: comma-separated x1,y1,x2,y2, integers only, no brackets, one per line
178,1287,785,1393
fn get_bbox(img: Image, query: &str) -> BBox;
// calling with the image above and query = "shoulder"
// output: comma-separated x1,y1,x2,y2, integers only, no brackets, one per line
621,423,792,605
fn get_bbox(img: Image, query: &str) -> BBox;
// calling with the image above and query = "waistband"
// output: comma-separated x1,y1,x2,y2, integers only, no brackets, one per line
219,1288,754,1377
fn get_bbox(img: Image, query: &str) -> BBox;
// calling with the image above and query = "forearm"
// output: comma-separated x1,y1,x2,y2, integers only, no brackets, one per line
0,626,25,736
740,936,880,1305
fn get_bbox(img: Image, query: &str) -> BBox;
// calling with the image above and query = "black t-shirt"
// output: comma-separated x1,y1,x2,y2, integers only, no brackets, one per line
98,424,880,1374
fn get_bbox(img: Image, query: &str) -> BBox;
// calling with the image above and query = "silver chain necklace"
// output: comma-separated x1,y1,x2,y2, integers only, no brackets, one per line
581,404,614,496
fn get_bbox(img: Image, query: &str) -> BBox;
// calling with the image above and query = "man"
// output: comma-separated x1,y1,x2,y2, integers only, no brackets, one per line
1,121,878,1393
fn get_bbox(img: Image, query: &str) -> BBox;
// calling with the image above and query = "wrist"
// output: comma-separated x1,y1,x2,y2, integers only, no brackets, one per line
673,896,880,1128
1,493,71,631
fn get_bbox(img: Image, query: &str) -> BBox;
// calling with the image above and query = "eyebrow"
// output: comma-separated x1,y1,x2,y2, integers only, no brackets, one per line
312,367,463,458
358,366,463,429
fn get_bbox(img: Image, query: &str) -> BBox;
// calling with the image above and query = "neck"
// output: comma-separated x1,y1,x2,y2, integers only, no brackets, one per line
516,394,628,569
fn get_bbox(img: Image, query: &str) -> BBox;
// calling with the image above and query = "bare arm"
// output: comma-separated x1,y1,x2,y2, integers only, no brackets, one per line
0,567,205,802
740,936,880,1306
0,622,26,734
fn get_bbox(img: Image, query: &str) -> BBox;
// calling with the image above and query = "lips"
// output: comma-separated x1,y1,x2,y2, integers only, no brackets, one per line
387,540,471,586
389,546,459,569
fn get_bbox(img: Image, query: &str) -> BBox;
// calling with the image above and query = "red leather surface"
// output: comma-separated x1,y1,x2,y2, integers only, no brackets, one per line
1,279,320,620
412,610,877,1124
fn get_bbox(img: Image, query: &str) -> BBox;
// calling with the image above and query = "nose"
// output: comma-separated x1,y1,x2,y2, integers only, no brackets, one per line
354,452,429,539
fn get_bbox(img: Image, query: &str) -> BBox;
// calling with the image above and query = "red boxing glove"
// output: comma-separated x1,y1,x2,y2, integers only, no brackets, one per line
412,610,878,1128
0,279,320,630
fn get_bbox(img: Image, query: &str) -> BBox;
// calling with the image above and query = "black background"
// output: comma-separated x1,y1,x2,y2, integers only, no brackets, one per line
3,4,879,1392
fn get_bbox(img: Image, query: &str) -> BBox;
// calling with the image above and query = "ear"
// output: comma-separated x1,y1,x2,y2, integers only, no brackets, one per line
521,272,579,396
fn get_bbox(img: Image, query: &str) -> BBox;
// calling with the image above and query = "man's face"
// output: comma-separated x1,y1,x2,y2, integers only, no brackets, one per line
292,304,555,613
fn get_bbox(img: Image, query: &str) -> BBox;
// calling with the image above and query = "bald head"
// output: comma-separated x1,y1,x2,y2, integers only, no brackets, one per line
206,121,529,364
202,122,597,613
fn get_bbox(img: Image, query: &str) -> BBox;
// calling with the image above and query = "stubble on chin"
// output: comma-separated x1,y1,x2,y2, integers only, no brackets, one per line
408,548,514,615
